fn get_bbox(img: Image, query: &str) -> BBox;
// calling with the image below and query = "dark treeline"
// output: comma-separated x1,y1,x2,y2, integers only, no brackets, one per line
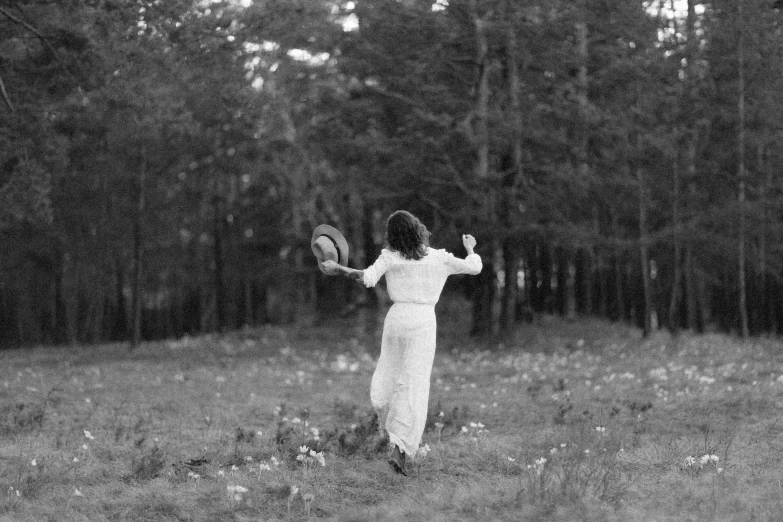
1,0,782,348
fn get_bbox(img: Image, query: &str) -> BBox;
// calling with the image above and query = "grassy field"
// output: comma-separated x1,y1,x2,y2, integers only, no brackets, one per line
3,302,783,521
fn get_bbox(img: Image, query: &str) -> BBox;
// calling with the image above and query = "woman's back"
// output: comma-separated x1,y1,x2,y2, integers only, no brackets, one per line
363,248,482,305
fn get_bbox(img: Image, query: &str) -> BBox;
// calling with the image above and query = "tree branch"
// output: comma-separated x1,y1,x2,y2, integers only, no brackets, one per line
0,6,80,86
439,153,484,203
0,74,13,112
363,84,454,127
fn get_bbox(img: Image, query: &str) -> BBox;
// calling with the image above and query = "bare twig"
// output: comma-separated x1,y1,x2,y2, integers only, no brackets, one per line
417,194,461,220
0,74,13,112
364,84,455,127
440,153,484,204
0,6,80,86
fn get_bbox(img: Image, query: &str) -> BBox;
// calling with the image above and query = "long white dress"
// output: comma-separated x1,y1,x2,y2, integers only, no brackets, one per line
362,247,482,457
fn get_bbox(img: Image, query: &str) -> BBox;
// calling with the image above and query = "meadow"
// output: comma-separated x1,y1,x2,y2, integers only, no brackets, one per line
3,301,783,521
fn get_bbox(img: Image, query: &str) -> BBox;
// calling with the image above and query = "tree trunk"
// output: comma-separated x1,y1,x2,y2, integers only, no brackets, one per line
243,274,253,327
499,0,523,333
468,1,496,337
53,251,71,344
506,0,523,186
668,145,683,331
638,167,652,336
598,251,609,317
541,240,554,314
575,0,593,317
213,181,225,332
470,246,495,337
737,0,749,338
363,204,380,312
500,237,519,330
611,211,624,321
473,0,490,181
112,258,127,341
757,139,766,332
130,145,146,349
760,136,775,332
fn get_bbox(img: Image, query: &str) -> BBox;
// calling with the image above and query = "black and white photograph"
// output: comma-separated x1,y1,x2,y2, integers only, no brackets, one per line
1,0,783,520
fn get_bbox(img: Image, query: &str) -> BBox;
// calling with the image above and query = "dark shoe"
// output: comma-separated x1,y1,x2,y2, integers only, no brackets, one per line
388,444,407,476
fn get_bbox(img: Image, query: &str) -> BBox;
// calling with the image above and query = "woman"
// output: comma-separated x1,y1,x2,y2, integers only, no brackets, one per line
322,210,482,475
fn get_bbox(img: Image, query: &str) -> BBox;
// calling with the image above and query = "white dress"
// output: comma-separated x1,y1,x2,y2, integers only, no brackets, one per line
362,247,482,457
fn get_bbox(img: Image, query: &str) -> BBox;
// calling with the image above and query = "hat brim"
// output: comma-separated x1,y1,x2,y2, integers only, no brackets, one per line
311,224,349,267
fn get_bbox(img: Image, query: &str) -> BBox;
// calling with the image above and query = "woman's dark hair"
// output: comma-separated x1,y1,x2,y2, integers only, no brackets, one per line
385,210,430,260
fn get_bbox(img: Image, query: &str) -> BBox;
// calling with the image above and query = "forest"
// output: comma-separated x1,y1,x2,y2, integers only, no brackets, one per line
1,0,782,348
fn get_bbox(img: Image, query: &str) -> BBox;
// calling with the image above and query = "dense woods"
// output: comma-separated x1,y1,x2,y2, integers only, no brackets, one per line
1,0,782,348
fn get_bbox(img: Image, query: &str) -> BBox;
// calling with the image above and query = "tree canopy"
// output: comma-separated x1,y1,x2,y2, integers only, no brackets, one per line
1,0,783,347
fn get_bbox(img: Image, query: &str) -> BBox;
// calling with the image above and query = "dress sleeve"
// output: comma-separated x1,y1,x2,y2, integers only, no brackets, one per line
362,249,395,288
442,250,482,275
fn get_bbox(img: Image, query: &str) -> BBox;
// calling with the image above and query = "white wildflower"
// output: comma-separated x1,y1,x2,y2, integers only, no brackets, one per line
416,444,431,459
84,430,95,440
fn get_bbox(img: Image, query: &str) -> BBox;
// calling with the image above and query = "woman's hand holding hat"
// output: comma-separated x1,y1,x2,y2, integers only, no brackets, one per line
321,260,342,276
311,224,350,275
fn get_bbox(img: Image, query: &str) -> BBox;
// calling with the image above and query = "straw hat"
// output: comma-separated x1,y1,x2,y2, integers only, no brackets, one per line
311,224,349,275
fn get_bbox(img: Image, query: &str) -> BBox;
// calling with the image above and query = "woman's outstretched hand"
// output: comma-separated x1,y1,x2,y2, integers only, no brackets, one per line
321,260,342,276
462,234,477,253
322,260,364,281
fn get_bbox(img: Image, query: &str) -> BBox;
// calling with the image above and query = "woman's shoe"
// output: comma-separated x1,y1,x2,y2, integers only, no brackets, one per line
388,444,407,476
